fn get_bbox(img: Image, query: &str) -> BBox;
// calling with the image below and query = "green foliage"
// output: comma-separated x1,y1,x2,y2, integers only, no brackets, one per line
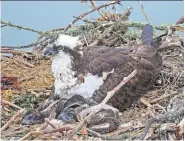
12,93,43,110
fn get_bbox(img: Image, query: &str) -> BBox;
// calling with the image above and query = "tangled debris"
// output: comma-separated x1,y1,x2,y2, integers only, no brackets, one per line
1,1,184,140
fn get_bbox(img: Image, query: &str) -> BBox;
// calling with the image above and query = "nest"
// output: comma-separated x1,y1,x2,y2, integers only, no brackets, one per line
1,55,53,91
1,1,184,140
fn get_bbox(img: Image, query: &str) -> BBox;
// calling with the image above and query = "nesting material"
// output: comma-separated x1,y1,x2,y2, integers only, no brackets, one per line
1,56,54,91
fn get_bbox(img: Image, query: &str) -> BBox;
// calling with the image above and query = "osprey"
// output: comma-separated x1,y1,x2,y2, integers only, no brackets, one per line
43,24,162,111
22,24,162,130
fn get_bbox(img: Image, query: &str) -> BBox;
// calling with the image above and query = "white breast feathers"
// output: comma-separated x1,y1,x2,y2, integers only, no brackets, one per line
52,50,114,99
52,51,77,97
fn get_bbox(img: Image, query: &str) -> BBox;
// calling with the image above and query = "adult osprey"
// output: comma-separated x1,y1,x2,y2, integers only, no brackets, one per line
43,24,162,111
22,24,162,129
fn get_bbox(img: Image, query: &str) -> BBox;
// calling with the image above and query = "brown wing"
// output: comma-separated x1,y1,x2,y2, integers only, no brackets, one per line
80,46,162,112
77,46,135,76
92,58,159,111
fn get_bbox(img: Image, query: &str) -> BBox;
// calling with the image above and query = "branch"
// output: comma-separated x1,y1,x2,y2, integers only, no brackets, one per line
2,99,23,110
1,21,43,34
1,24,7,28
140,106,184,140
1,44,33,49
0,48,32,56
87,128,123,140
1,109,25,131
64,0,120,31
176,16,184,25
66,69,137,139
137,0,151,25
18,126,73,140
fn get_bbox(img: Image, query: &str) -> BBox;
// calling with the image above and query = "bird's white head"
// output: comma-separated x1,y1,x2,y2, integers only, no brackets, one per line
43,34,83,56
56,34,83,49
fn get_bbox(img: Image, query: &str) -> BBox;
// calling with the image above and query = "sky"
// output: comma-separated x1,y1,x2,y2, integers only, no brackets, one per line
1,1,184,46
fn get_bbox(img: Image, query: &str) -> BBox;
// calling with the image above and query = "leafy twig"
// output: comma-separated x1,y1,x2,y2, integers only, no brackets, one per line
1,24,7,28
1,21,43,34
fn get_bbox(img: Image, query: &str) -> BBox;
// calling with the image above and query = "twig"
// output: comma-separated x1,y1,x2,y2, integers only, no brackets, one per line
64,0,120,31
83,34,89,46
140,97,152,107
89,0,105,17
108,121,145,137
2,99,23,110
1,21,43,34
73,16,95,24
150,92,177,104
140,106,184,140
14,57,35,68
176,16,184,25
1,44,33,49
1,48,32,56
18,132,31,140
87,128,123,140
137,0,151,25
66,69,137,139
44,118,57,129
3,129,29,137
176,117,184,138
157,41,182,52
1,24,7,28
19,126,73,140
1,109,25,131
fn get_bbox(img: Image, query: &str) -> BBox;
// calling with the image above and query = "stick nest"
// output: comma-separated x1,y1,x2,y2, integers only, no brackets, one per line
1,2,184,140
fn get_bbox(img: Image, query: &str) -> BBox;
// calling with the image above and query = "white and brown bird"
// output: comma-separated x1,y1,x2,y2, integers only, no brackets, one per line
22,24,162,133
43,24,162,110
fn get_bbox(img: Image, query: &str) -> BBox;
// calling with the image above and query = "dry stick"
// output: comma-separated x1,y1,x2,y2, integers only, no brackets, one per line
175,16,184,25
19,126,73,140
1,21,43,34
137,0,151,25
1,109,25,131
87,128,123,140
89,0,105,18
64,0,120,31
140,106,184,140
108,121,145,136
66,69,137,140
3,129,29,137
140,97,152,107
44,118,57,129
2,99,23,110
1,44,33,49
176,117,184,138
73,16,95,24
1,48,32,56
14,57,35,68
150,92,177,104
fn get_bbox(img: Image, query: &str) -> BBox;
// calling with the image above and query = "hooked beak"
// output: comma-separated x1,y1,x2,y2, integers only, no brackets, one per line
43,47,58,56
